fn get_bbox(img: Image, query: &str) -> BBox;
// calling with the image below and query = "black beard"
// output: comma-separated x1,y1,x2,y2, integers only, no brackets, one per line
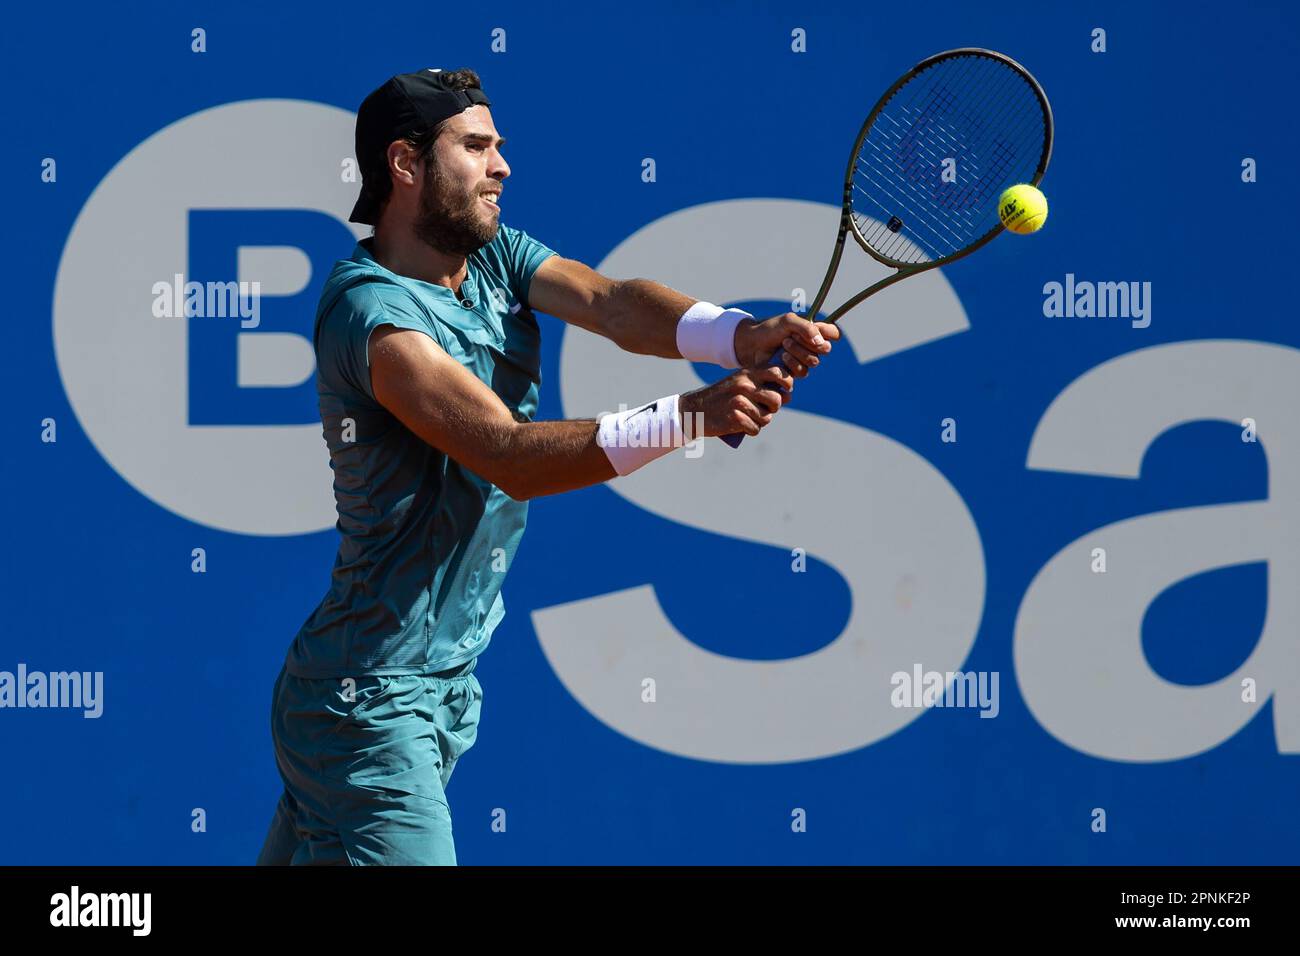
412,162,498,257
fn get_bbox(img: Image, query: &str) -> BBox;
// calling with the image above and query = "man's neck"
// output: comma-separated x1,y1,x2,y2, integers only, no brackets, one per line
369,228,468,294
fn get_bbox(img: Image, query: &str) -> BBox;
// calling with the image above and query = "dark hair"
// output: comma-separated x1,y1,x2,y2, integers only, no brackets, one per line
370,68,485,218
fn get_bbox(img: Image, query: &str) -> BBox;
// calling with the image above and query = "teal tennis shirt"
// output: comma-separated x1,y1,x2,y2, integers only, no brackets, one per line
285,225,557,678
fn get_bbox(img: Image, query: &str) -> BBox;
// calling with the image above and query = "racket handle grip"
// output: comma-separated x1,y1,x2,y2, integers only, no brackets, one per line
719,346,790,449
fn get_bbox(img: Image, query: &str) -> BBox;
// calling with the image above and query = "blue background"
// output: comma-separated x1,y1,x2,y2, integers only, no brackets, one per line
4,0,1297,864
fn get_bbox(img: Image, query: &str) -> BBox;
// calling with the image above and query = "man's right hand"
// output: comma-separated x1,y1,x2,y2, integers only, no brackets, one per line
679,365,795,439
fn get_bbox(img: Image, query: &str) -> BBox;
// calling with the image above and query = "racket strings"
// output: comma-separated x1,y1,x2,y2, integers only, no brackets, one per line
882,62,1033,227
857,58,998,258
851,52,1049,265
877,53,993,213
868,70,1043,261
852,167,955,259
893,54,1034,195
911,73,1026,209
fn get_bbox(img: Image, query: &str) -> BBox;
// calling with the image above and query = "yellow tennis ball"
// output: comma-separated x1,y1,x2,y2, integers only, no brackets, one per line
998,184,1048,235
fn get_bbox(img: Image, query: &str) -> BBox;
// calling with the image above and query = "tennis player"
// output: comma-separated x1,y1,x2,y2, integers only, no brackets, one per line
256,68,839,866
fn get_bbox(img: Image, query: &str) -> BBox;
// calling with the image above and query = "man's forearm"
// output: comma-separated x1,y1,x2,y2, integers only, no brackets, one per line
477,364,788,500
492,390,700,501
487,420,614,501
601,278,702,358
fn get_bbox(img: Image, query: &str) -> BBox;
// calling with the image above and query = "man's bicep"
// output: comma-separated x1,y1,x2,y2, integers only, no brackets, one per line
526,255,617,333
367,325,518,472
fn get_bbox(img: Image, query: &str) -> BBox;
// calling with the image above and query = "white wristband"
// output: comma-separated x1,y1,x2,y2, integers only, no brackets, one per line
596,393,688,476
676,301,750,368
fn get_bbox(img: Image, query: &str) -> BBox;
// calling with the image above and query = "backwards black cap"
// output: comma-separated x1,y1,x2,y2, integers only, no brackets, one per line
349,68,492,225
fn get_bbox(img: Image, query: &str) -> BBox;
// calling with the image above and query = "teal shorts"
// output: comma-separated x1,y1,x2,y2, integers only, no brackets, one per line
257,657,482,866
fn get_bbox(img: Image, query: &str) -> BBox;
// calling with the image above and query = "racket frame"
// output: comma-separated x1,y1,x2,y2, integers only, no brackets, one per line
807,47,1055,325
721,47,1054,448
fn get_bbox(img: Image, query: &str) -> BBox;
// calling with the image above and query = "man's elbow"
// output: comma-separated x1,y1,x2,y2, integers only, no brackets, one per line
496,474,535,502
476,423,535,501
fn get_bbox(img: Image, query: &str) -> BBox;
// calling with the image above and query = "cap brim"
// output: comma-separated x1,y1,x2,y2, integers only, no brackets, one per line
349,190,379,226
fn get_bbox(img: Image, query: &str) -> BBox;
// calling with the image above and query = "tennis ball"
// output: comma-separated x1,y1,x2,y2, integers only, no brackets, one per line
998,184,1048,235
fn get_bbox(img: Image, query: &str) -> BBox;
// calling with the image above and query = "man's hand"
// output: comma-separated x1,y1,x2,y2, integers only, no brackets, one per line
733,312,841,375
679,365,795,438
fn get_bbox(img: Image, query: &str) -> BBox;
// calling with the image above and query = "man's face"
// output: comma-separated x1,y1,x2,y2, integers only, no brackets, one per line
412,105,510,257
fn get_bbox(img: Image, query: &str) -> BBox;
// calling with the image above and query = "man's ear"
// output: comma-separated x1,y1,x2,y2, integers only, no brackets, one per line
387,140,419,190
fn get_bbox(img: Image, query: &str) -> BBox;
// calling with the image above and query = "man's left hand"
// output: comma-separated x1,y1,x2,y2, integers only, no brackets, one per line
733,312,841,376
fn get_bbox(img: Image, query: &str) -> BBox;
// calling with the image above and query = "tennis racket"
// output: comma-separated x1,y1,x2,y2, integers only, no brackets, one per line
721,47,1053,447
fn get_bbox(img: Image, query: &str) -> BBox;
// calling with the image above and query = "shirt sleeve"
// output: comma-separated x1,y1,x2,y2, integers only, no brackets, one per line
318,281,447,404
